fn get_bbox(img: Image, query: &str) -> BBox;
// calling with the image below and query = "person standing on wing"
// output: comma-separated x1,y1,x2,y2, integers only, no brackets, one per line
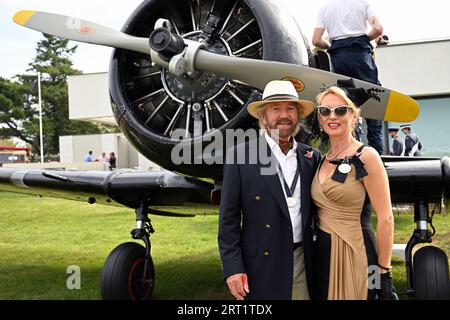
312,0,385,155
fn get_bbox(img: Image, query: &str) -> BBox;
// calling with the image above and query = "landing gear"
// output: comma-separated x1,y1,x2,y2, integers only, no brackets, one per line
101,201,155,300
405,196,450,300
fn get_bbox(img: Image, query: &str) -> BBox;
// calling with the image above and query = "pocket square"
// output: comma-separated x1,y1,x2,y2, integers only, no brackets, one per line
304,150,313,159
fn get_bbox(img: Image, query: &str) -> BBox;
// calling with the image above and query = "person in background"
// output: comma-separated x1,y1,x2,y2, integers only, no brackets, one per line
98,152,109,162
109,152,117,171
312,0,385,155
84,150,94,162
401,124,423,157
388,127,405,156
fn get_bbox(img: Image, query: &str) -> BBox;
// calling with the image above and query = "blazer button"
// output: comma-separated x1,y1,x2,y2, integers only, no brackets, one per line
264,251,270,257
255,196,261,201
265,224,272,230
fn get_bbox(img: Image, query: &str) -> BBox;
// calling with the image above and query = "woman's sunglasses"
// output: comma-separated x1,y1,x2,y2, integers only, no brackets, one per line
316,105,352,117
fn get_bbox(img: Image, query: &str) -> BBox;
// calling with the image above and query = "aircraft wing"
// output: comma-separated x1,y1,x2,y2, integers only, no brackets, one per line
2,156,449,209
0,168,213,214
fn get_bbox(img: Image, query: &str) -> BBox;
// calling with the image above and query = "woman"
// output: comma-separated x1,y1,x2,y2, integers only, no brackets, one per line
311,86,394,300
109,152,116,171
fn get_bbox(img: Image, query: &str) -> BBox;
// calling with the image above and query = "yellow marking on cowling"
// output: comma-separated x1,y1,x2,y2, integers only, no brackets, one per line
13,10,36,26
385,91,420,122
282,77,305,92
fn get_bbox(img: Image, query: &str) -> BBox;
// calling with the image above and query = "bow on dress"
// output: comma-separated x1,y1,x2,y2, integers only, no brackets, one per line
328,154,368,183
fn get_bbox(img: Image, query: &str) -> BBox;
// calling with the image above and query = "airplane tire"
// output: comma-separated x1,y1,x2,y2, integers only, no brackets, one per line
413,246,450,300
101,242,155,300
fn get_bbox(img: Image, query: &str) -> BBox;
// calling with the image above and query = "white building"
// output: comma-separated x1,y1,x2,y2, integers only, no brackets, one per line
62,38,450,167
62,73,159,170
59,133,161,171
376,38,450,157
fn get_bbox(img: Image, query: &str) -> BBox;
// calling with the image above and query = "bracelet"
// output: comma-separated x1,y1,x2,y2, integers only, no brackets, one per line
378,263,392,272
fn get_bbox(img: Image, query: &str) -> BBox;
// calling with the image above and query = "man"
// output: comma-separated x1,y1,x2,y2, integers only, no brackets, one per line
84,150,94,162
388,127,405,156
312,0,385,155
218,80,321,300
401,124,422,157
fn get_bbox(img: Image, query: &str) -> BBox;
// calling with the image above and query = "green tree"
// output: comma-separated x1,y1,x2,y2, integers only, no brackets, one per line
0,34,115,158
0,76,37,149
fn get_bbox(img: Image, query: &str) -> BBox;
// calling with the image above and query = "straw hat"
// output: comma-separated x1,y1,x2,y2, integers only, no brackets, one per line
247,80,315,119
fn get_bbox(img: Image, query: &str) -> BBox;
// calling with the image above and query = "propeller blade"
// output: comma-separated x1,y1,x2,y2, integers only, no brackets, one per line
13,10,150,54
194,50,420,122
14,11,419,122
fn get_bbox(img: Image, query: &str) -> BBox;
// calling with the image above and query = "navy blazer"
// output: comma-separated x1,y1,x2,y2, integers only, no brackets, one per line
218,135,321,299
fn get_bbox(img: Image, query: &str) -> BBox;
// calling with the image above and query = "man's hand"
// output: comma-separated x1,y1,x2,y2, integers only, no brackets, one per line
376,35,390,46
226,273,250,300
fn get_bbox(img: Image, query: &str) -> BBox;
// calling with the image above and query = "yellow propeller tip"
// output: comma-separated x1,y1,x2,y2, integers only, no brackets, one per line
13,10,36,26
385,91,420,122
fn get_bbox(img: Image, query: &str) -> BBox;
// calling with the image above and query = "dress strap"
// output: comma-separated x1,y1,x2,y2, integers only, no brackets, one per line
355,144,367,154
350,155,368,180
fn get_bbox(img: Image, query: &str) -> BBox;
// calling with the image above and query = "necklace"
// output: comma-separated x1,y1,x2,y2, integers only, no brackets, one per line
325,140,355,161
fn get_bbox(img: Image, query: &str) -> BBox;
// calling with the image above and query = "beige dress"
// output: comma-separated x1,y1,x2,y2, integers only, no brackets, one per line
311,156,370,300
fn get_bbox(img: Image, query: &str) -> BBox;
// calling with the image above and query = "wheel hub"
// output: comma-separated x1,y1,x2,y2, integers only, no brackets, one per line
162,32,230,103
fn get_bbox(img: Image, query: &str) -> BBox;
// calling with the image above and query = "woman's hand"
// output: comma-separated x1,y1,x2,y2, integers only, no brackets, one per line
379,271,394,300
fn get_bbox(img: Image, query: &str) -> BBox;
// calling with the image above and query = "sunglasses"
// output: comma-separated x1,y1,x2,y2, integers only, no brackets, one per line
316,105,353,117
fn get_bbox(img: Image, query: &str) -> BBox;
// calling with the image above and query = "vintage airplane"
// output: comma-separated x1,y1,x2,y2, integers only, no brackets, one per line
1,0,449,300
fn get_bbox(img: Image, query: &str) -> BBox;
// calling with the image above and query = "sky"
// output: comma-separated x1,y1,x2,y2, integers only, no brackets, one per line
1,0,449,79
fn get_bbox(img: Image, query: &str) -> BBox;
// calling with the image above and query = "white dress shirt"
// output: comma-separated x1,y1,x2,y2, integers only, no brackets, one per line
264,132,302,243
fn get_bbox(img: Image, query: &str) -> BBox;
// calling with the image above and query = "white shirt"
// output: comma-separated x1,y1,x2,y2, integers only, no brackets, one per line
264,132,302,243
316,0,376,41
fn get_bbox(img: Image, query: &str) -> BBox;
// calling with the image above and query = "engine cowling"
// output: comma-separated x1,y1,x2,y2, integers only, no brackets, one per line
109,0,312,180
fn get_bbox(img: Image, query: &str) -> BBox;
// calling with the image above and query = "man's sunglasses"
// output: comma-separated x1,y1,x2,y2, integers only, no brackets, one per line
316,105,353,117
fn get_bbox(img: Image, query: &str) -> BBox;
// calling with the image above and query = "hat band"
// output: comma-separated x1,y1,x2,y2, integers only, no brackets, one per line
263,94,299,102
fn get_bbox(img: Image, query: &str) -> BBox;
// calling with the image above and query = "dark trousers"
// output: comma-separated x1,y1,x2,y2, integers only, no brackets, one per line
330,47,384,155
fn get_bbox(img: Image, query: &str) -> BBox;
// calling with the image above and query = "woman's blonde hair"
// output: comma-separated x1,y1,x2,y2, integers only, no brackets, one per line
316,86,360,115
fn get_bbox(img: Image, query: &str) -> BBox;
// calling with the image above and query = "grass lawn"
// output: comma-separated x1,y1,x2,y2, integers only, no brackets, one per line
0,192,449,300
0,192,228,300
